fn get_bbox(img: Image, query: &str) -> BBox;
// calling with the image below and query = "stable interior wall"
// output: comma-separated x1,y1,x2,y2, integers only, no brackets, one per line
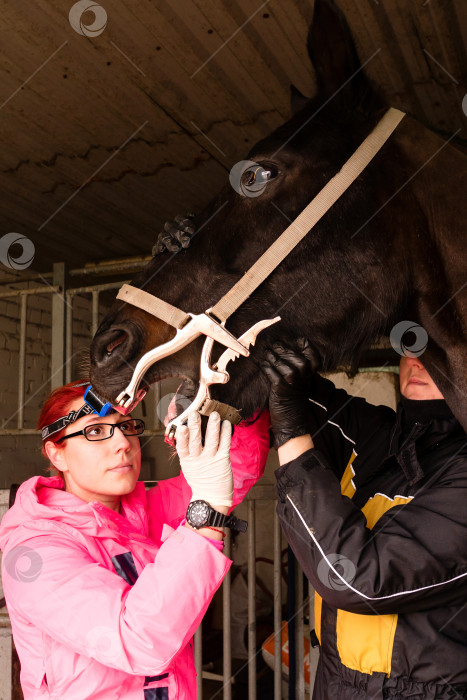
0,279,192,488
0,287,55,488
0,280,116,485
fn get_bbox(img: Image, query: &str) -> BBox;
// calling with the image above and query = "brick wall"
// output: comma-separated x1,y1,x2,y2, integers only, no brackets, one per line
0,280,114,487
0,277,176,488
0,289,52,488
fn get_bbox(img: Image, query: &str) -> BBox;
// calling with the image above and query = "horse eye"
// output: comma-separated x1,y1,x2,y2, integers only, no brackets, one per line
240,164,279,196
243,169,257,187
258,166,279,182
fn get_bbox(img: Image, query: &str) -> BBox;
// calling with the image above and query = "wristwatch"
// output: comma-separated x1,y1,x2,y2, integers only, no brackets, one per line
186,500,248,533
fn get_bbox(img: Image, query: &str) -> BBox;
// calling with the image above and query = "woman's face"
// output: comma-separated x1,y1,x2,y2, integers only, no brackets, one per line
45,397,142,509
399,356,444,400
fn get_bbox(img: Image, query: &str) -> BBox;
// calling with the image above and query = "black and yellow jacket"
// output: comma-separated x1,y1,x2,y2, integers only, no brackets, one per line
275,373,467,700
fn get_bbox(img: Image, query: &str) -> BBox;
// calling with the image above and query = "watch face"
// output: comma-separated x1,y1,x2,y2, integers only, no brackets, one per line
187,500,210,528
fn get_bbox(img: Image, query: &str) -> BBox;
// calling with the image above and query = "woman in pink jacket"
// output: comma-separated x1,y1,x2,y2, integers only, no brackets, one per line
0,381,270,699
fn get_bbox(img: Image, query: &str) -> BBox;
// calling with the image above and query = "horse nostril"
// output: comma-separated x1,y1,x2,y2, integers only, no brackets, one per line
106,331,128,356
93,328,131,367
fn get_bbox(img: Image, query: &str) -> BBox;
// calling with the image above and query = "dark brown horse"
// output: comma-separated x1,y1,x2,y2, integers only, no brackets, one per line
89,0,467,430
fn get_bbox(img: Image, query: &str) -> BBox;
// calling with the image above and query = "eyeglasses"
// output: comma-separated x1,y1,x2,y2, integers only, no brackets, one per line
57,419,145,443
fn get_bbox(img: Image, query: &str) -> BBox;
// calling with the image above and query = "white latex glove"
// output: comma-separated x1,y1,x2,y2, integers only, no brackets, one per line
176,411,233,507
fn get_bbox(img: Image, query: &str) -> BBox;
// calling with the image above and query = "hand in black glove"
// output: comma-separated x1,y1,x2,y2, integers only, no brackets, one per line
260,338,317,448
152,213,196,255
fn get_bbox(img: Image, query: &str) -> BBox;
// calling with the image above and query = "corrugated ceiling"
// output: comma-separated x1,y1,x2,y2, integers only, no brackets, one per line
0,0,465,273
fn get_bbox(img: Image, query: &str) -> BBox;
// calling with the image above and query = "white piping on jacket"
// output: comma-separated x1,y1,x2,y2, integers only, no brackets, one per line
367,492,414,503
309,399,356,446
349,461,356,492
286,494,467,600
309,399,327,412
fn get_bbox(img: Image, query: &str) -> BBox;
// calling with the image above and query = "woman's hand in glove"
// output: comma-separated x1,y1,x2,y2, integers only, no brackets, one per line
152,213,196,255
176,411,233,510
260,338,317,451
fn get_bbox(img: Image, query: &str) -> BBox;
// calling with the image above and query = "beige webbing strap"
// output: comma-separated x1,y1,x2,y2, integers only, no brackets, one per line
117,284,190,330
210,107,405,323
199,398,242,424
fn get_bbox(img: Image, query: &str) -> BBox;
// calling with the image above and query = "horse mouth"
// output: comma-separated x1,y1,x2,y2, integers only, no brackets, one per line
163,378,197,426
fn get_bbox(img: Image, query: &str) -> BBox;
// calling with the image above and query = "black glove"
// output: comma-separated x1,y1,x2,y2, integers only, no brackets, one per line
260,338,317,448
152,213,196,255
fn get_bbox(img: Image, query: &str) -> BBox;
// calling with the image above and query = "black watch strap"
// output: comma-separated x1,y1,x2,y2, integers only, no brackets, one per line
225,514,248,533
209,510,248,533
209,509,229,528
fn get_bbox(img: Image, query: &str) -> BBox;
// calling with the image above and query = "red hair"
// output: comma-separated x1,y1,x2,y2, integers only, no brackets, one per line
37,380,89,457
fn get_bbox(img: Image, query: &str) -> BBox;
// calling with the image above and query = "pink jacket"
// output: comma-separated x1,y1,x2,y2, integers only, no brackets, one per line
0,411,270,700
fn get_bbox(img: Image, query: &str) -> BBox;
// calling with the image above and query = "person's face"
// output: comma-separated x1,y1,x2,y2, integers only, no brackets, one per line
399,356,444,400
45,397,141,507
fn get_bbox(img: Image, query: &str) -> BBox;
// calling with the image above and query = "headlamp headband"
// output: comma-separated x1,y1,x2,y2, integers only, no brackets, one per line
41,403,96,441
41,383,116,442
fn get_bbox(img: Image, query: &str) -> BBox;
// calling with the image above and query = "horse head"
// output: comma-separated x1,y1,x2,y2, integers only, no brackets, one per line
90,0,467,428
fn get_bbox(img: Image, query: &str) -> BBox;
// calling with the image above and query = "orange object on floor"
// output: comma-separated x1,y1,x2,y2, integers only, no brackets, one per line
261,621,312,689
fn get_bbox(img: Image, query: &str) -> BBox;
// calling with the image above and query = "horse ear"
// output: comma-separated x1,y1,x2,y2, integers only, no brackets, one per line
308,0,370,103
290,84,310,114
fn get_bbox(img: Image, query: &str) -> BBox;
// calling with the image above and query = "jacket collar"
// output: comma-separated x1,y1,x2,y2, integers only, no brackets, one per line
389,399,459,486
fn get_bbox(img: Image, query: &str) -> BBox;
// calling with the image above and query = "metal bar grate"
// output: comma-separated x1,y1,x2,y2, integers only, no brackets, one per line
248,499,257,700
17,295,27,430
274,509,283,699
223,530,232,699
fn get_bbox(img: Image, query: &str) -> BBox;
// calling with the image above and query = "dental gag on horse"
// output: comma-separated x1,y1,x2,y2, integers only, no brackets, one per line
89,0,467,437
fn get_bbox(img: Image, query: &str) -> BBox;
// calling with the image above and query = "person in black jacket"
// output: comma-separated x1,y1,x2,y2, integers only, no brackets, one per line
261,340,467,700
